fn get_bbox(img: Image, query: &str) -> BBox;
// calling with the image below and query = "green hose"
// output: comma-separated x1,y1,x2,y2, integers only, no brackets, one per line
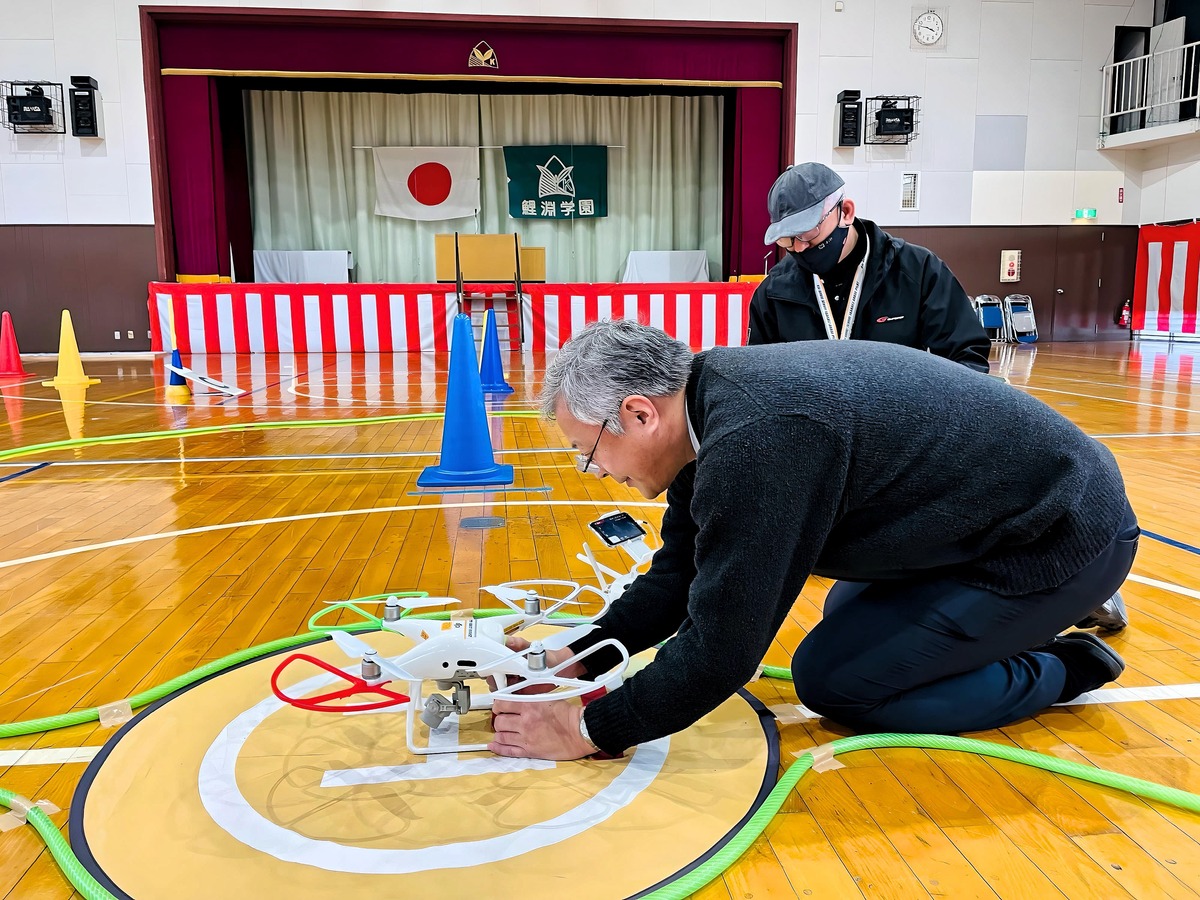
0,787,116,900
0,608,587,738
4,624,1200,900
0,408,540,463
0,632,342,738
640,732,1200,899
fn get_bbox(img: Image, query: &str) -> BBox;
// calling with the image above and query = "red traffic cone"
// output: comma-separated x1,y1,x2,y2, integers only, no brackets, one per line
0,311,31,378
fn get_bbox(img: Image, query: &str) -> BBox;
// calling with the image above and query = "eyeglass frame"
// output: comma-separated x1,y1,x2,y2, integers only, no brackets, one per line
575,417,609,475
774,194,845,251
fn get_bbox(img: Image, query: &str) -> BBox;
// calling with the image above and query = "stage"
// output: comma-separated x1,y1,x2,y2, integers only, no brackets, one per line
148,282,757,354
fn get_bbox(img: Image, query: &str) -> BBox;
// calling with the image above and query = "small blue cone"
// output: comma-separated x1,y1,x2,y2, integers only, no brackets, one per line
479,308,514,395
418,314,514,488
168,348,187,386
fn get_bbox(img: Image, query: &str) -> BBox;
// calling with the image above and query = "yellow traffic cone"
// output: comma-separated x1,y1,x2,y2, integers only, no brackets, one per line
42,310,100,388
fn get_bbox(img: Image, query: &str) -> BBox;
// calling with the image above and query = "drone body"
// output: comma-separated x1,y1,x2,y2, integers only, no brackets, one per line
273,581,629,755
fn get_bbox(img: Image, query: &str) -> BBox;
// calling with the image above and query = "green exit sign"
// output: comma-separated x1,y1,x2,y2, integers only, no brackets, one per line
1074,208,1097,219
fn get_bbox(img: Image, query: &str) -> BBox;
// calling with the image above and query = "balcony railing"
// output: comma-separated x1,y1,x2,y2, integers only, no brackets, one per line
1100,39,1199,142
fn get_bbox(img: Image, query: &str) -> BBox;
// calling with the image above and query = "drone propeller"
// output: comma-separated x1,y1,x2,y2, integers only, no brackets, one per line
323,595,460,611
481,584,585,607
329,629,376,658
327,630,417,683
533,623,598,652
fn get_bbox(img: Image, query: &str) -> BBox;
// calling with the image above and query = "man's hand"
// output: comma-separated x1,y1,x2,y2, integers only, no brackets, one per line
489,698,596,760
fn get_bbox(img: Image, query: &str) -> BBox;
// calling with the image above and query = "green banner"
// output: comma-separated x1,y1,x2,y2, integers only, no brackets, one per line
503,145,608,220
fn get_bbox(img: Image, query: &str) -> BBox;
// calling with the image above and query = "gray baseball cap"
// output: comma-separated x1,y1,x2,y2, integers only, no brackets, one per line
763,163,846,244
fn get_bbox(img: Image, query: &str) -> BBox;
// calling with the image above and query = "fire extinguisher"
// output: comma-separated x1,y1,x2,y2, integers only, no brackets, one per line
1116,299,1131,328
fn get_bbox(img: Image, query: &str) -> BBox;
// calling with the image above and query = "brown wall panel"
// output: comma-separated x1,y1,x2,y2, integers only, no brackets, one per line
0,225,157,353
889,225,1138,342
0,223,1138,352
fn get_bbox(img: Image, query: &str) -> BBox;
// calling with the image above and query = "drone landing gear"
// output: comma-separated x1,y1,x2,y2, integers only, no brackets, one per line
406,674,492,754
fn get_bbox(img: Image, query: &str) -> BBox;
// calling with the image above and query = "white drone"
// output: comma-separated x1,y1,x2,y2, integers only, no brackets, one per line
272,582,629,755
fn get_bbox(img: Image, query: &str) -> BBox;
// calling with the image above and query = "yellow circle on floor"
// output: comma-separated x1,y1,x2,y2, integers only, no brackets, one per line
73,630,777,899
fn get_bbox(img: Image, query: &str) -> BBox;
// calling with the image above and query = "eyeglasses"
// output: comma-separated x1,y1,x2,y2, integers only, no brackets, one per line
775,195,844,250
575,418,608,475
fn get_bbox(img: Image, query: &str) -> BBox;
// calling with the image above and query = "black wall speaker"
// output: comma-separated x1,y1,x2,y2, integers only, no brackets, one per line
69,75,100,138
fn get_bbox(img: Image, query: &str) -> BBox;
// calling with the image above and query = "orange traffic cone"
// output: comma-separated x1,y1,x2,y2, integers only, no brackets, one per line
0,311,30,378
42,310,100,388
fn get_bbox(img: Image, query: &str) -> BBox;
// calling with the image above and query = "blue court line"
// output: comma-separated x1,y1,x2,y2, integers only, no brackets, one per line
408,486,552,496
1141,529,1200,557
0,462,51,484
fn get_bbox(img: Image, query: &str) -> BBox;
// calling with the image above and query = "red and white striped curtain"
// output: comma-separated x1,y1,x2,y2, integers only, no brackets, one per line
1134,222,1200,337
148,282,755,354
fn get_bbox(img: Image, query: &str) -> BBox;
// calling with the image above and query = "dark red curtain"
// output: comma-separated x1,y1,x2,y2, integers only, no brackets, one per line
150,12,794,282
161,75,225,278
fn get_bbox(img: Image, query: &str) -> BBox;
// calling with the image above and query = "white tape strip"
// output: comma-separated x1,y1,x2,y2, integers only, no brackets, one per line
766,703,821,724
0,797,60,832
747,665,764,684
805,743,845,773
97,699,133,727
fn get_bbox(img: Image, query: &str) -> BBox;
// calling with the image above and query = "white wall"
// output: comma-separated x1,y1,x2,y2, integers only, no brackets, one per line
0,0,1193,228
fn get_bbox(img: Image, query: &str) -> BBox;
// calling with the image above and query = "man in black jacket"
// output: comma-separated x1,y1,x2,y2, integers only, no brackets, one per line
749,162,991,373
488,320,1137,760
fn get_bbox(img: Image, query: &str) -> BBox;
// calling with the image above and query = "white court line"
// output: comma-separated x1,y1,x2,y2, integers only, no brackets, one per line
1127,573,1200,601
0,746,101,767
0,499,668,570
0,448,574,469
1057,683,1200,707
1092,432,1200,439
8,682,1200,768
0,392,517,412
772,680,1200,724
1023,385,1200,415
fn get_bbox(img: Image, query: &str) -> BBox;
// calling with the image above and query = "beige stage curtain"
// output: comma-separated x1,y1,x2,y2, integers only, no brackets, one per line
246,91,723,283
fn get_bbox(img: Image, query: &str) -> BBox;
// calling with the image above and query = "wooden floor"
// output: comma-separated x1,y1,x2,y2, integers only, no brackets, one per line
2,341,1200,899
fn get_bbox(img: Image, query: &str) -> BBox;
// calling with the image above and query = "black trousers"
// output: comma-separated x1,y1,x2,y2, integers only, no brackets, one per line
791,505,1139,734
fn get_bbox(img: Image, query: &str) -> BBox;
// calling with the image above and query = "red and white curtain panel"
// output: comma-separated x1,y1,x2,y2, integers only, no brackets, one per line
524,285,753,352
149,284,458,353
1134,222,1200,337
148,282,755,354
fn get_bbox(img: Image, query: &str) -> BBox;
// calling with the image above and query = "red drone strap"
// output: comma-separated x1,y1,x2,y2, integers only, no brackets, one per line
270,653,410,713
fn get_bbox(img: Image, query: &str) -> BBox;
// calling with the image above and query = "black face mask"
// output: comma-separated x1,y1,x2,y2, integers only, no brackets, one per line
788,221,849,277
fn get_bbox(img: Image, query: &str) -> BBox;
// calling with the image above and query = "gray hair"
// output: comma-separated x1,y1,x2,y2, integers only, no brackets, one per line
539,318,693,435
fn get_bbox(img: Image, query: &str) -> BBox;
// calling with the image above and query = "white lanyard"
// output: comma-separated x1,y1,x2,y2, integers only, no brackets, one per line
811,233,870,341
685,399,700,454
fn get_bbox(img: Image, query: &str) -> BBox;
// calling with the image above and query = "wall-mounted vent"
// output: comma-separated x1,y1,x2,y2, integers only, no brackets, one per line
901,172,920,210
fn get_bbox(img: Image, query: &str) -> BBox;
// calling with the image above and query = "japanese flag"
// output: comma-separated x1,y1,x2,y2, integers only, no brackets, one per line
373,147,480,221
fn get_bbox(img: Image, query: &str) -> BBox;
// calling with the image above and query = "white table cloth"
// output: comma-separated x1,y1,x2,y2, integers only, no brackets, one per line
621,250,711,283
252,250,354,283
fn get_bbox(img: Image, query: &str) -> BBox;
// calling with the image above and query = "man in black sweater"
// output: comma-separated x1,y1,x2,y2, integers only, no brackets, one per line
752,162,1127,633
489,319,1137,760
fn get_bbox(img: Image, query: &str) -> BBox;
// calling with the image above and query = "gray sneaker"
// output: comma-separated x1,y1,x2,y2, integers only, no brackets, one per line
1075,591,1128,634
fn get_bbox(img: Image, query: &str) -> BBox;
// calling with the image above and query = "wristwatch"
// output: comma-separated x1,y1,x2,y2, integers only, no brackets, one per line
578,708,600,753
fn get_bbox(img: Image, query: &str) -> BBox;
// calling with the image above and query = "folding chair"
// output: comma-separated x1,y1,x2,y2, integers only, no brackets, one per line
1003,294,1038,343
973,295,1009,342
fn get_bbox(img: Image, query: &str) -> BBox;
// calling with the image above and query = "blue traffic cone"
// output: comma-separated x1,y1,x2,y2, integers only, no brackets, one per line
168,348,187,386
418,314,514,488
479,308,514,394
